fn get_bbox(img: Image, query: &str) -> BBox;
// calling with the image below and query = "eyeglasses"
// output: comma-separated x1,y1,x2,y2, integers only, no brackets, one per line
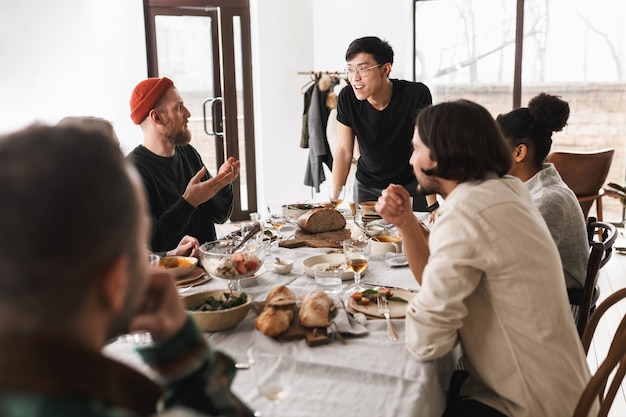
344,64,381,78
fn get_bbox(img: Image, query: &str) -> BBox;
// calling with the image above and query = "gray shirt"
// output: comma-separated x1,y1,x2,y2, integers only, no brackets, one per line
526,163,589,288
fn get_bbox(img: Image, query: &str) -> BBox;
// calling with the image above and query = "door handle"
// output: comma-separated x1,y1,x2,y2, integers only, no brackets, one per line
202,97,223,136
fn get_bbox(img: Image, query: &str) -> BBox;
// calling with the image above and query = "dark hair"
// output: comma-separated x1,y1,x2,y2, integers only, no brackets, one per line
496,93,570,167
345,36,394,65
0,124,141,325
417,100,512,182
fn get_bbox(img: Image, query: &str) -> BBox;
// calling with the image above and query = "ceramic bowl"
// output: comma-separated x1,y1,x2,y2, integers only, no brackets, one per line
159,256,198,278
183,290,252,332
273,258,294,274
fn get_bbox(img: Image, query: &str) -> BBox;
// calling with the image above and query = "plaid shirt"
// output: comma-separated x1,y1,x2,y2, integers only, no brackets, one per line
0,316,254,417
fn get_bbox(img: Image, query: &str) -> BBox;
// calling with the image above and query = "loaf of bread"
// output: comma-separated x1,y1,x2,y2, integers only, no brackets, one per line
255,306,293,336
299,289,334,328
297,208,346,234
264,285,296,306
255,285,297,336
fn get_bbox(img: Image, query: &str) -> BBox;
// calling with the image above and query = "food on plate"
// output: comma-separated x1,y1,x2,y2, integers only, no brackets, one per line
313,262,350,274
159,257,194,268
286,203,317,210
191,291,248,311
212,252,262,278
255,285,297,336
299,289,334,328
297,207,346,233
351,288,407,306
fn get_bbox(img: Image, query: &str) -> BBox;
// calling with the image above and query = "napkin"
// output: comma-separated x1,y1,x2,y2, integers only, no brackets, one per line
385,252,408,268
328,307,369,337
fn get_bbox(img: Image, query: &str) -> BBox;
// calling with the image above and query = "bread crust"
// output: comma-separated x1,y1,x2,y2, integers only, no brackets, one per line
297,208,346,233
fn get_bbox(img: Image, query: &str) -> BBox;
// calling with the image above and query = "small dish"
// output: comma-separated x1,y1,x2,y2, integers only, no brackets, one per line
273,259,294,274
159,256,198,278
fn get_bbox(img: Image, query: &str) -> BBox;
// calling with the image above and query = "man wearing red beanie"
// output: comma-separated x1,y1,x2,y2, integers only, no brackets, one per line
127,77,240,252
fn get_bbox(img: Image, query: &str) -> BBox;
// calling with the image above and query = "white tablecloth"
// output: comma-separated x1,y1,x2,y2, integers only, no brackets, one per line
104,226,454,417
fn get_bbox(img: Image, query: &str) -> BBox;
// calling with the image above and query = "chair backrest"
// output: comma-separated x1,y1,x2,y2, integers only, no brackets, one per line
574,288,626,417
574,220,617,337
547,148,614,217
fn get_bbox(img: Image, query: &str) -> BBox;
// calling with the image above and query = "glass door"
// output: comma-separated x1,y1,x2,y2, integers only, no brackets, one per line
144,0,256,221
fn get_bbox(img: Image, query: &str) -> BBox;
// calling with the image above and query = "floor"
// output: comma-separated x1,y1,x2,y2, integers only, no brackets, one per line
586,225,626,415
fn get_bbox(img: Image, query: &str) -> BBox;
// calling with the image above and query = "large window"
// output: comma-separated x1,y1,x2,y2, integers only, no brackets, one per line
415,0,626,224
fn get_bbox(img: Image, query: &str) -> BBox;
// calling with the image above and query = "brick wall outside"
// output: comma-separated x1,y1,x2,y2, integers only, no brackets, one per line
432,83,626,224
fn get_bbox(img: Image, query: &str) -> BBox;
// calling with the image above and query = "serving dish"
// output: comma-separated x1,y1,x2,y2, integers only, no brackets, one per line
159,256,198,278
184,290,252,332
303,253,367,281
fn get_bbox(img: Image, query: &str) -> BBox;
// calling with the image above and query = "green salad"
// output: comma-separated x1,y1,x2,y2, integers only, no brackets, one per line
193,292,248,311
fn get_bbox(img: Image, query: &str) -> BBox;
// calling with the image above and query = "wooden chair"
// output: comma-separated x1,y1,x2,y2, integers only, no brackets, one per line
547,148,614,221
573,288,626,417
569,219,617,337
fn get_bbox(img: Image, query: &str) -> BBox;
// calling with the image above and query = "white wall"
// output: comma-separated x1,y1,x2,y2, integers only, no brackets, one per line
0,0,411,211
0,0,147,155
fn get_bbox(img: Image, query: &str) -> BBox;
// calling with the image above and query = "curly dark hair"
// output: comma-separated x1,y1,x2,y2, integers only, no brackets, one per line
496,93,570,168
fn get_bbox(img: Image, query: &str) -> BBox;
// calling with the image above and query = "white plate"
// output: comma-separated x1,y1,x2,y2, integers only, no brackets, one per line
302,254,368,281
209,266,266,281
349,289,416,318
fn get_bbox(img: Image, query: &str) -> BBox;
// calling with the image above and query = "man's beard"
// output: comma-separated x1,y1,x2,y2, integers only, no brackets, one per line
164,121,191,146
416,172,439,197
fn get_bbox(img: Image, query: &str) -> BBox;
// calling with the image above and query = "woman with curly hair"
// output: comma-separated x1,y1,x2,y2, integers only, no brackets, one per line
496,93,589,291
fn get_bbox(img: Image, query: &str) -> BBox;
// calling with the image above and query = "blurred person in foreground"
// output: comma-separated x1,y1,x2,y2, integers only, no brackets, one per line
332,36,437,212
0,124,254,417
496,93,589,292
375,100,594,416
58,115,200,258
127,77,239,253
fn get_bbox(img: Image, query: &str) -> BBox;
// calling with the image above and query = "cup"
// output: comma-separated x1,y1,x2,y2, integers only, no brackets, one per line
315,269,343,295
369,235,403,256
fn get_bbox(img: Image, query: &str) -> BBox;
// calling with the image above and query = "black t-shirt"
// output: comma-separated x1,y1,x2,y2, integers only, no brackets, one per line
336,79,432,188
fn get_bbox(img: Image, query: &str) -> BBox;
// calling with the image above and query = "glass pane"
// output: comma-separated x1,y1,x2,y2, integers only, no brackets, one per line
522,0,626,223
415,0,517,115
232,16,248,211
154,14,219,173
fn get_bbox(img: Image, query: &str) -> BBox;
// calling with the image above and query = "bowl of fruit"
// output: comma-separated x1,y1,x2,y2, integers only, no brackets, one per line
199,240,266,290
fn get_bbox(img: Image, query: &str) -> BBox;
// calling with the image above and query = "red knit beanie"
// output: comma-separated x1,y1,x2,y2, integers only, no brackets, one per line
129,77,174,125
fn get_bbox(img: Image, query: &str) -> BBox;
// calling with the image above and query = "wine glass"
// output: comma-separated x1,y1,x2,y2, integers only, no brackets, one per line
267,205,286,239
247,343,296,417
329,185,346,208
343,239,370,296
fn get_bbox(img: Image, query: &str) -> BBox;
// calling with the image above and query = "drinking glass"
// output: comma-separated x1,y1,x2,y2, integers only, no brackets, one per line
247,343,296,417
118,253,160,345
329,185,346,208
343,239,370,296
267,205,286,239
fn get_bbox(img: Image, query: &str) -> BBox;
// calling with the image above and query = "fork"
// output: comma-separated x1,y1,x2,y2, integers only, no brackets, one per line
378,296,399,341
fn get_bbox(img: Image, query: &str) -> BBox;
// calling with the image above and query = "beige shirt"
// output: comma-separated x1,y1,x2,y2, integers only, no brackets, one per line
406,175,594,417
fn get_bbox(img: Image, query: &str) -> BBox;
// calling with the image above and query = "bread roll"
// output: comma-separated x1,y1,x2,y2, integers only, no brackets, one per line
255,285,297,336
299,289,334,328
297,208,346,234
265,285,296,306
255,306,293,336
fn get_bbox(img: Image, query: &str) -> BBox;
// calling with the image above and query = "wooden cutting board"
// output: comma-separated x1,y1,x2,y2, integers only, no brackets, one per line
251,302,330,347
279,228,351,249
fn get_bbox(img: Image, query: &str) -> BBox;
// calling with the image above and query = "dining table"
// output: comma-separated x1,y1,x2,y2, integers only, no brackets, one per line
104,220,455,417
